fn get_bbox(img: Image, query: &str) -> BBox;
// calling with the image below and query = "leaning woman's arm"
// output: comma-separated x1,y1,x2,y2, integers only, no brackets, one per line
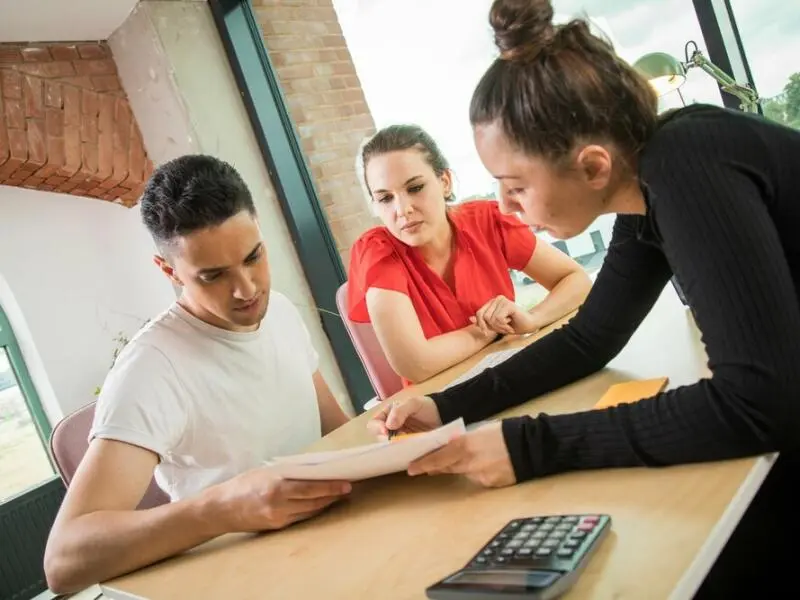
367,288,496,383
519,240,592,330
429,214,673,426
436,138,800,482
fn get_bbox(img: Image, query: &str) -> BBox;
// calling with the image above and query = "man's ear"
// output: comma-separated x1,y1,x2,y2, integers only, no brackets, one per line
153,255,182,286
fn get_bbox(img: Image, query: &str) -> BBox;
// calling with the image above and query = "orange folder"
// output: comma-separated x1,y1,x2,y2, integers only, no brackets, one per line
594,377,669,409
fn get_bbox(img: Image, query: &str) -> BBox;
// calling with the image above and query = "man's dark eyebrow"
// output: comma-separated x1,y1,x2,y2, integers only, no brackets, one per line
197,242,262,275
373,174,424,195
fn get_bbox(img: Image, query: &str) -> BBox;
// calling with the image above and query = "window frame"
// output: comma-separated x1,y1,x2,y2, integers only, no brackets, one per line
0,306,52,450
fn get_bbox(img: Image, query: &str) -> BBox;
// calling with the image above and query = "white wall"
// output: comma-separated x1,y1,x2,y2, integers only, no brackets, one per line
109,0,353,413
0,185,176,419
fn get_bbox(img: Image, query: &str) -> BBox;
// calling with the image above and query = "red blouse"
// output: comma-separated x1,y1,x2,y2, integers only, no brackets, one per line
347,200,537,343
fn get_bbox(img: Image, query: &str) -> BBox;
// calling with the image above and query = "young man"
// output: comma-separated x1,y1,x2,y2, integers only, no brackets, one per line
44,155,352,594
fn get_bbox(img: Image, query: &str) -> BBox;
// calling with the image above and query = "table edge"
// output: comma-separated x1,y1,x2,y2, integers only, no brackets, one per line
668,452,778,600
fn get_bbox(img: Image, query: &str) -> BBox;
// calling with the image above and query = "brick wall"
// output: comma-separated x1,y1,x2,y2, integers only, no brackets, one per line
253,0,378,265
0,42,152,206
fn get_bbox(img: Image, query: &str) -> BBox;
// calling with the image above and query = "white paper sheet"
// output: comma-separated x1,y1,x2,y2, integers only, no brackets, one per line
441,345,528,391
264,418,466,481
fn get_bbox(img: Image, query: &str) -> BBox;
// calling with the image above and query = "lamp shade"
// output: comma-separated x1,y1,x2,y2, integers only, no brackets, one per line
633,52,687,97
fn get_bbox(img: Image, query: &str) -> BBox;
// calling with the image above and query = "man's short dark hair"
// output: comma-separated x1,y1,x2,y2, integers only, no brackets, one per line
140,154,256,252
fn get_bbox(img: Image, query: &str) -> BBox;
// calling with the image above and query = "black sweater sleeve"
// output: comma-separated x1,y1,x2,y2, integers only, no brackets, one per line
431,112,800,482
429,213,673,428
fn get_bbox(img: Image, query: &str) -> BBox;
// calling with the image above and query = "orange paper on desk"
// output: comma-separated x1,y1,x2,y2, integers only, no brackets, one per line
594,377,669,409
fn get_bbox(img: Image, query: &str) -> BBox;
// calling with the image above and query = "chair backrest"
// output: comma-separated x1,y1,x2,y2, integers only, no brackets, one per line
335,282,403,403
50,402,169,510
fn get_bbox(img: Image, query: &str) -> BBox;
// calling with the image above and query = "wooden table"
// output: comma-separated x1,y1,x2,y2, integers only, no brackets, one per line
101,286,776,600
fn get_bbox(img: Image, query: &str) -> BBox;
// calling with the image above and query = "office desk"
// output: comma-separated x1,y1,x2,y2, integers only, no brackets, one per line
101,286,775,600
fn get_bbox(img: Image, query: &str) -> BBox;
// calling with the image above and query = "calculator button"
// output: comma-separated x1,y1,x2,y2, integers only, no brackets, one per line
482,549,494,556
517,548,534,557
543,539,560,548
506,541,523,549
521,524,536,532
555,522,572,531
508,520,522,528
530,517,544,524
563,516,579,524
495,556,508,564
545,516,561,524
474,556,488,564
571,530,587,539
490,541,501,548
535,548,552,557
523,539,540,548
500,549,515,557
557,548,575,559
563,539,580,549
582,516,600,524
532,531,546,539
577,522,595,532
539,524,555,532
550,530,566,539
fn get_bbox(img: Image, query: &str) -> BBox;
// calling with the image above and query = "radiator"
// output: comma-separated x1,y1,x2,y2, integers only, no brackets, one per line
0,476,65,600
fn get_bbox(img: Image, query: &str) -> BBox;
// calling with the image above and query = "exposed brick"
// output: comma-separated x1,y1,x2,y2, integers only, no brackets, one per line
81,110,98,144
1,70,22,98
61,126,82,177
27,119,47,168
8,128,27,162
45,107,64,138
74,59,116,77
62,85,81,128
0,46,22,65
44,81,62,108
113,98,131,150
16,61,76,79
77,44,107,59
23,75,44,118
56,76,94,89
5,98,25,129
82,141,99,177
21,46,52,62
50,45,80,62
91,75,121,92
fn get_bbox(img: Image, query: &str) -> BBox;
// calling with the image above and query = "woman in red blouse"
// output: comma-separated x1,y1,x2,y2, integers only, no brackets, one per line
347,124,591,386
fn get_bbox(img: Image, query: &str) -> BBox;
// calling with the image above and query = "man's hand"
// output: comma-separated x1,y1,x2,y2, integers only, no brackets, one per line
366,396,443,440
471,295,540,336
206,468,352,532
407,422,517,488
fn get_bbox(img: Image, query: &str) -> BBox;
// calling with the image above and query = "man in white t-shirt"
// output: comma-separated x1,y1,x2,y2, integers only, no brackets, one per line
44,155,353,594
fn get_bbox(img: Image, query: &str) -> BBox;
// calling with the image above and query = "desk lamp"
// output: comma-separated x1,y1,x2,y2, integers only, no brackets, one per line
634,41,760,112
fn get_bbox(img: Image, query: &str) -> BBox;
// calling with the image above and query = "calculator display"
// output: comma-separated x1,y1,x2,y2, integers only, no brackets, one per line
444,569,560,590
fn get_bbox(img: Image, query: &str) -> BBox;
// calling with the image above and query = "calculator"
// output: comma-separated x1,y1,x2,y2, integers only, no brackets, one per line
425,514,611,600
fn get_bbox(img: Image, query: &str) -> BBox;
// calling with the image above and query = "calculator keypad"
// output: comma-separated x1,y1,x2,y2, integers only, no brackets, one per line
469,514,605,569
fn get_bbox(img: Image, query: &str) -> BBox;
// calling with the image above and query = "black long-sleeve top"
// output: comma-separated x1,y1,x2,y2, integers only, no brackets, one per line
429,104,800,482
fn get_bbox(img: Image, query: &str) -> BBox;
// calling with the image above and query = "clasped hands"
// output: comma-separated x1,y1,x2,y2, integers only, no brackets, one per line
471,295,541,337
366,396,517,488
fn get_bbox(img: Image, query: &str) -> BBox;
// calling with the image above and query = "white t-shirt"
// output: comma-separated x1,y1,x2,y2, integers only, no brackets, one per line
90,291,322,501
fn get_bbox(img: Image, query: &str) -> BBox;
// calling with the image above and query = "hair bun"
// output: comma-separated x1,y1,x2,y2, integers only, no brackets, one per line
490,0,555,62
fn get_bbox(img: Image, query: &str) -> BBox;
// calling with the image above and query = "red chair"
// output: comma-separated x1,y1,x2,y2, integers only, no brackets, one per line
49,402,169,509
335,282,403,408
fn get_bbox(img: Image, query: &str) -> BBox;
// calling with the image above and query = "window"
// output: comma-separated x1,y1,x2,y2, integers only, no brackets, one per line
333,0,723,306
727,0,800,129
0,307,53,502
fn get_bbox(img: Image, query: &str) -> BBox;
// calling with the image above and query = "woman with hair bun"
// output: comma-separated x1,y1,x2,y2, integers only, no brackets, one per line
369,0,800,593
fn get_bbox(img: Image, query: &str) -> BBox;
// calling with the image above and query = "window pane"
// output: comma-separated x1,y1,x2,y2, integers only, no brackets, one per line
728,0,800,129
334,0,721,302
0,348,54,502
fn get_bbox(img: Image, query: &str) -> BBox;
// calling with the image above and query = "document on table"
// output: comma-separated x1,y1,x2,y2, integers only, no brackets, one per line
441,344,528,391
264,418,466,481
